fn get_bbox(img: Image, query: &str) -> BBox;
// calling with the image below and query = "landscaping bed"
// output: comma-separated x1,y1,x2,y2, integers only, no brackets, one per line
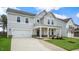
45,38,79,51
0,35,11,51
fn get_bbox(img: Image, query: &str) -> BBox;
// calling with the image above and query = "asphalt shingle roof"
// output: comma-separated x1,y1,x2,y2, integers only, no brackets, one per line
7,8,36,16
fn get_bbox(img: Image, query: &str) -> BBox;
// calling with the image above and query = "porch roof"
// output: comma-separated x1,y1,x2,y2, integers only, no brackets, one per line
34,24,61,29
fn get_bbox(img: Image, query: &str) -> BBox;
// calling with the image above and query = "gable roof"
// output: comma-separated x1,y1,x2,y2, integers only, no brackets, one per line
38,10,48,20
74,22,79,27
6,8,36,16
63,18,71,22
67,18,79,27
56,18,69,23
74,24,79,27
38,10,71,23
37,10,47,16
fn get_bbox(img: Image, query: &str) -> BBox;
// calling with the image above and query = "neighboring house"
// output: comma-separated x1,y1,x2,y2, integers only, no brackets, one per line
74,24,79,37
6,8,79,38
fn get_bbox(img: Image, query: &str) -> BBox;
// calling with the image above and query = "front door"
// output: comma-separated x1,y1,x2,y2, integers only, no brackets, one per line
37,29,39,36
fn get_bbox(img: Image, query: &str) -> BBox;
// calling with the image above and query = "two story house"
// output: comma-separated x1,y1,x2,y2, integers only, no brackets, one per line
6,8,79,38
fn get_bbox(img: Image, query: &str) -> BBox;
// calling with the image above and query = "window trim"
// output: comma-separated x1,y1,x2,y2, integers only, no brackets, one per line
17,17,20,22
37,19,39,23
51,20,53,25
25,18,29,23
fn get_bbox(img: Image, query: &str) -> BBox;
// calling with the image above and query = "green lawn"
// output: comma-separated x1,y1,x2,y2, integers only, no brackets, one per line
0,36,11,51
46,38,79,51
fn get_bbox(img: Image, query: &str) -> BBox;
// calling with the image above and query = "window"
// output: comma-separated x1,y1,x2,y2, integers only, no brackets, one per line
48,20,50,24
52,29,53,35
51,20,53,25
17,17,20,22
25,18,29,23
37,20,39,23
9,28,11,31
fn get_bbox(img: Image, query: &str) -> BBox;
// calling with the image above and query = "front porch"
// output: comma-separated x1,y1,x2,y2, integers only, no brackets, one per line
32,25,62,38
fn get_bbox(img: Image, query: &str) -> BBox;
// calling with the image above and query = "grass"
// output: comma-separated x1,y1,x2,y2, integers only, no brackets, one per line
0,35,11,51
45,37,79,51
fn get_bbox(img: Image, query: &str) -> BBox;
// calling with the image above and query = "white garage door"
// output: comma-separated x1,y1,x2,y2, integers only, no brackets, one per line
12,30,32,38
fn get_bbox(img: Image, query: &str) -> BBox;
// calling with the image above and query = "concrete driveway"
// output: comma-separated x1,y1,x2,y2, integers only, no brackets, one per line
11,38,52,51
11,38,65,51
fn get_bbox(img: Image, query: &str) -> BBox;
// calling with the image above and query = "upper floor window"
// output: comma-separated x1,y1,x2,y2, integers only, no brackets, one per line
17,17,20,22
37,20,39,23
48,20,50,24
25,18,29,23
51,20,53,25
69,25,74,29
9,28,11,32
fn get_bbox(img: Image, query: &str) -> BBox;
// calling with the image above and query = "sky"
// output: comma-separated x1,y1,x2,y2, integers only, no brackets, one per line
17,7,79,25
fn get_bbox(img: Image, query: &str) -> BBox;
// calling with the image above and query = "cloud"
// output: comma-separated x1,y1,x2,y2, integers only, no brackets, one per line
76,13,79,18
35,7,61,12
54,13,68,19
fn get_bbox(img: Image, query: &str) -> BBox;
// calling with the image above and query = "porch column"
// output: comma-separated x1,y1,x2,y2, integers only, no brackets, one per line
47,28,49,38
40,27,42,38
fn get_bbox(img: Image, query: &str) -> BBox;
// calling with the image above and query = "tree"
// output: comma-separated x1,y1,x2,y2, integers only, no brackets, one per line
1,14,7,33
